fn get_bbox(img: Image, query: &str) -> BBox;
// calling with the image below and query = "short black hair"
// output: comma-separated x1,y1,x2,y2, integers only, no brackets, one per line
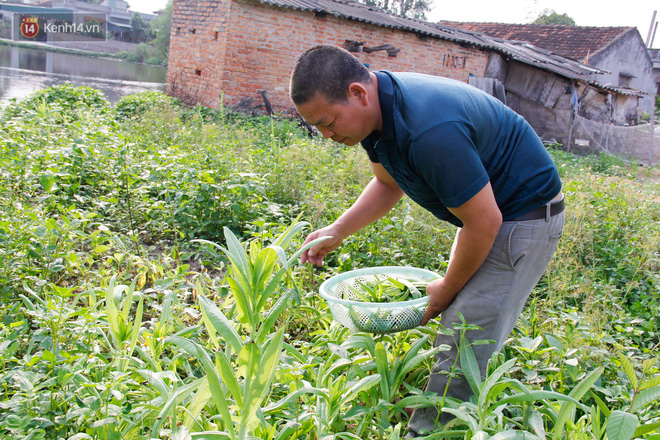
290,45,371,105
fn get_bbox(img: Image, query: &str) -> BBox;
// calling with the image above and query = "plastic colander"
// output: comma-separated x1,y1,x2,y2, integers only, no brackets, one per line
319,266,442,334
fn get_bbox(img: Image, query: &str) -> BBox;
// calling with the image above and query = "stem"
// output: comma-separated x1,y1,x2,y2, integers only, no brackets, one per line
120,147,140,256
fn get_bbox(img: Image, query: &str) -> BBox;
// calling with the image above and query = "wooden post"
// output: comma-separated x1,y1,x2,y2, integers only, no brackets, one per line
567,107,575,152
260,90,273,116
650,94,656,167
567,83,577,151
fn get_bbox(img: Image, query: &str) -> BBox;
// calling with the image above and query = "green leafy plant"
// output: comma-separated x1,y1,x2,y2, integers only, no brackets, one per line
1,87,659,439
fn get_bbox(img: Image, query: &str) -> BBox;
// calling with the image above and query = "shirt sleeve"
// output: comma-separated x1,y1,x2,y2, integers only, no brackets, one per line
409,121,489,208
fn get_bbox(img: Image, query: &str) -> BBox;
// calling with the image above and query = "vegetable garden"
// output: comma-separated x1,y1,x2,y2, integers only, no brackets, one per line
0,85,659,440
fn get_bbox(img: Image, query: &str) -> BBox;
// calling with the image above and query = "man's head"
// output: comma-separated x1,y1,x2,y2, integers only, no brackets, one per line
290,44,371,106
290,45,380,146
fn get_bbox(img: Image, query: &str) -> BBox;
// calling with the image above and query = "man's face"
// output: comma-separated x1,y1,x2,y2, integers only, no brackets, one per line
295,91,372,146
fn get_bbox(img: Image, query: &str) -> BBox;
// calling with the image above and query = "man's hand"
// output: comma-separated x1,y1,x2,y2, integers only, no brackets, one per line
421,278,459,325
300,225,345,266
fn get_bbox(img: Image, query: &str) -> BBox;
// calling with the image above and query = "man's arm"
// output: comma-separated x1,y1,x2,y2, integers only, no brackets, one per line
421,182,503,325
300,162,404,266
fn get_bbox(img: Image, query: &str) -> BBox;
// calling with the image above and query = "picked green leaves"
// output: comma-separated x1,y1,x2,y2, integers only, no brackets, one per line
344,276,427,303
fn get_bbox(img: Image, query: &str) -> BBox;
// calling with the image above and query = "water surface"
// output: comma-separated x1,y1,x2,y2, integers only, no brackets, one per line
0,44,167,105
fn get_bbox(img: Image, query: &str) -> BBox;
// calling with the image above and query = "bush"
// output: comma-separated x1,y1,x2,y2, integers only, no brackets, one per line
1,84,109,122
114,91,180,121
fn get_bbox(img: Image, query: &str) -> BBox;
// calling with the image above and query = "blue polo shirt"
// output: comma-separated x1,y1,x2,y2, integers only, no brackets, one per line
361,71,561,227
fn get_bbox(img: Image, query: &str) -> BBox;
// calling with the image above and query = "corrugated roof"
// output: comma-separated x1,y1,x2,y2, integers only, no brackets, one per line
256,0,482,43
253,0,645,95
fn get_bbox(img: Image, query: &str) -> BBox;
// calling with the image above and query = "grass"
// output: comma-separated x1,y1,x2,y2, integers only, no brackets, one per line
0,86,658,439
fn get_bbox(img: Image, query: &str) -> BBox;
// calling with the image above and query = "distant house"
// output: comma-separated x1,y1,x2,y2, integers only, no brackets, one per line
0,0,156,41
650,48,660,95
437,22,656,117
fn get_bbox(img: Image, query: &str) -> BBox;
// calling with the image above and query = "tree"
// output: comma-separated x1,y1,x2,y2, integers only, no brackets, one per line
150,1,172,62
533,9,576,26
130,12,152,43
361,0,431,21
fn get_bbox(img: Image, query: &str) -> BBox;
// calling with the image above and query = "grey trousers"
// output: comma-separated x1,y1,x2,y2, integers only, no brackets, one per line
407,211,565,437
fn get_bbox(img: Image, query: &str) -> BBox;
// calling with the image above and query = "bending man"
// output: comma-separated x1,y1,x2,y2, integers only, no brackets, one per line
289,44,564,437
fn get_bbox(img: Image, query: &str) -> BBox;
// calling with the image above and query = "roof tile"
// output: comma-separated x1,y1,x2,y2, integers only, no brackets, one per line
436,21,634,61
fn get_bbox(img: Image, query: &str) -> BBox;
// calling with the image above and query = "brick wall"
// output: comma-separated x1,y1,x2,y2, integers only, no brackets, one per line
168,0,489,113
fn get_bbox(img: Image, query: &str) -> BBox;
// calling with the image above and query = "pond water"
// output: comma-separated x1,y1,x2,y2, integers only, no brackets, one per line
0,44,167,105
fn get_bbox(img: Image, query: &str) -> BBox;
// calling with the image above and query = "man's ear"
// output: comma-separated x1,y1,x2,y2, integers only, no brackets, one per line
347,82,369,106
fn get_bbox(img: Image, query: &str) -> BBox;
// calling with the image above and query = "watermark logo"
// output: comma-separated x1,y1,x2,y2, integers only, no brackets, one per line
14,12,107,42
20,16,40,39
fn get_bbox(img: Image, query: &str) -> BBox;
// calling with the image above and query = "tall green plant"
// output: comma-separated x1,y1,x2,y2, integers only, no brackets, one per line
163,221,331,439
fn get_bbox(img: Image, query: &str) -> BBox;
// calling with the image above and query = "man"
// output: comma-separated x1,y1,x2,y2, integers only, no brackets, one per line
290,44,564,437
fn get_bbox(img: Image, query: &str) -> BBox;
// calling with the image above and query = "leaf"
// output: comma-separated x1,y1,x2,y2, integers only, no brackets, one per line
619,353,638,389
273,421,305,440
120,276,139,324
93,245,111,254
642,358,658,375
544,333,565,354
255,290,291,343
105,275,121,345
39,173,57,192
606,410,638,440
286,235,335,267
68,434,93,440
127,297,144,357
165,337,236,438
183,378,212,430
630,385,660,413
263,386,329,414
251,247,277,292
215,350,243,408
135,370,169,397
496,390,584,407
152,379,203,435
256,265,287,313
634,421,660,437
342,333,377,354
552,366,604,440
460,342,482,395
337,374,381,408
441,407,479,432
198,294,243,353
489,430,519,440
640,374,660,390
478,358,517,409
268,245,288,267
528,409,546,439
172,426,193,440
374,342,392,402
223,226,251,283
190,433,232,440
270,216,308,248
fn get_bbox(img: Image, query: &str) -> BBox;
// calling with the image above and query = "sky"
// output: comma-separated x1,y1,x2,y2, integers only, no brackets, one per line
128,0,660,48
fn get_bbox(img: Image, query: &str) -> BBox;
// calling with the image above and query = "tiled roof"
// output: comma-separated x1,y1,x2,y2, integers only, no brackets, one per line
436,21,635,62
252,0,645,95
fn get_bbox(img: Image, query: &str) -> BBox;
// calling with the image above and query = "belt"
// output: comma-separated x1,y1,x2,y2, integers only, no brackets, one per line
511,196,565,222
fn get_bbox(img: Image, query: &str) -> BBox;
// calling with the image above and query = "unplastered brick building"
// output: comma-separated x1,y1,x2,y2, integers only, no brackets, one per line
167,0,660,163
167,0,493,113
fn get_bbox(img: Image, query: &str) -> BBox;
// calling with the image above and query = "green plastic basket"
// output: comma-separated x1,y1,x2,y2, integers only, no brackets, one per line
319,266,442,334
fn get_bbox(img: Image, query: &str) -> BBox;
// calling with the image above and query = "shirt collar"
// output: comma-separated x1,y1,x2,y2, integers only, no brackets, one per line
362,70,395,147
